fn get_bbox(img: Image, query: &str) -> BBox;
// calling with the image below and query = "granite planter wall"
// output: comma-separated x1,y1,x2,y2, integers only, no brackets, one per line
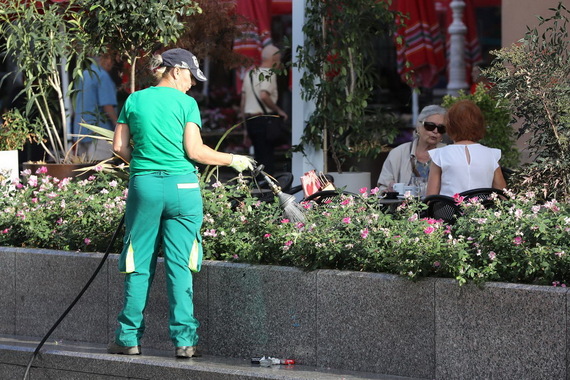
0,247,567,379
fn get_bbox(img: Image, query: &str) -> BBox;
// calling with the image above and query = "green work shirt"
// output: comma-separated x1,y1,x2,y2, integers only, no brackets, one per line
118,86,202,176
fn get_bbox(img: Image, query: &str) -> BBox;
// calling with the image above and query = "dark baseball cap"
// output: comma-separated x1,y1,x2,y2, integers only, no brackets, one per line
161,48,207,82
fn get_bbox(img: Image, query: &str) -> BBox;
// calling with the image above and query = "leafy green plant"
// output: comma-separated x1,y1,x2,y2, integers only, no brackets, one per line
0,109,38,151
295,0,401,172
452,189,570,285
485,2,570,201
442,85,520,169
0,0,90,163
79,0,202,93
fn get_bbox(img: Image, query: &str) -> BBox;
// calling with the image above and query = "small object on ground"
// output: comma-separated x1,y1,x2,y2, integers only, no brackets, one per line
254,356,295,366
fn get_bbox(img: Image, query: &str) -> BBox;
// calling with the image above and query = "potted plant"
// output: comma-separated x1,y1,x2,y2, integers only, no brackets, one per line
0,108,38,180
295,0,401,190
0,0,91,168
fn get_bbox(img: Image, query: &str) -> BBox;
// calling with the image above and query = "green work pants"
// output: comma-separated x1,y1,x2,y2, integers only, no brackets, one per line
114,171,203,347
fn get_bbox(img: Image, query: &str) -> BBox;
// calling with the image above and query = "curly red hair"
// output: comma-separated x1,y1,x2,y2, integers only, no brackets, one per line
445,100,486,142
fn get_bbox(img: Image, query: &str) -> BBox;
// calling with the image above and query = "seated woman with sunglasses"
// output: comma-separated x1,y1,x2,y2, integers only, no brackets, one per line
377,105,447,192
427,100,506,197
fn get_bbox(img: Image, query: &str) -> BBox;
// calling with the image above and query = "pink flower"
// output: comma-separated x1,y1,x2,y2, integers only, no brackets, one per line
28,176,38,187
284,240,293,246
56,218,63,225
424,226,435,234
370,187,379,195
488,251,496,261
301,202,312,210
452,193,465,205
360,228,369,239
84,238,91,245
280,218,290,224
88,175,96,181
263,233,271,238
233,254,239,259
47,192,58,198
554,251,565,258
433,261,441,268
342,217,351,224
94,165,104,172
426,218,437,225
295,222,305,229
212,181,222,188
341,199,351,205
359,187,367,194
31,198,38,203
1,228,10,234
36,166,48,174
513,236,523,245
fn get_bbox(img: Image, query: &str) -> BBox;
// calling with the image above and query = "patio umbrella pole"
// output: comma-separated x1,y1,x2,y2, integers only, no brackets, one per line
22,215,126,380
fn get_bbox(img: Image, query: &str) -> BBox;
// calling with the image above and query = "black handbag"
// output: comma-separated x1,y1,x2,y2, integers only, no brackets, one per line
249,74,290,146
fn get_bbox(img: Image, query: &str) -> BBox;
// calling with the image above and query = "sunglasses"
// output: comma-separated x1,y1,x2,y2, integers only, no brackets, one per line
421,121,446,134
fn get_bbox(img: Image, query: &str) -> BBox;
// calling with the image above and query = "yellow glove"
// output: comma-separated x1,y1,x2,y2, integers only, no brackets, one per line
229,154,255,172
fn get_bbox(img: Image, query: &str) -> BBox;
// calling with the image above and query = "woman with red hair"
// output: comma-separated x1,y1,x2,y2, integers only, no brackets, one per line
426,100,506,196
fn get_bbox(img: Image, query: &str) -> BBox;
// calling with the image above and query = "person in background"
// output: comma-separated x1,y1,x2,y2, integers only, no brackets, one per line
427,99,506,196
240,44,288,175
377,105,447,192
109,48,254,359
72,53,118,161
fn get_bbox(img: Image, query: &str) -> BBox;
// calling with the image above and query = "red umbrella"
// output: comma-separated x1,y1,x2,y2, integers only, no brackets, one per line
232,0,272,66
232,0,273,93
393,0,446,89
271,0,291,15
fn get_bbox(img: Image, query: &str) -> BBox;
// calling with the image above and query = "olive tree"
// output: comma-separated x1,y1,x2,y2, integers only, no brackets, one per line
80,0,202,93
485,2,570,201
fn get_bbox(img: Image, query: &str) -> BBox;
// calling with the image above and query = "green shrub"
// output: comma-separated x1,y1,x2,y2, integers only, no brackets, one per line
442,85,519,169
485,2,570,201
2,168,570,286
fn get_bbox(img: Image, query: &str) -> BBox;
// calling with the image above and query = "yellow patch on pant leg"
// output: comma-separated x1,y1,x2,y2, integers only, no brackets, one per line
125,242,136,273
188,238,202,273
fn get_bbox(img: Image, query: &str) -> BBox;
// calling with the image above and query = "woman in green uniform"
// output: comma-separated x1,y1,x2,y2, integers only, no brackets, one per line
108,48,253,358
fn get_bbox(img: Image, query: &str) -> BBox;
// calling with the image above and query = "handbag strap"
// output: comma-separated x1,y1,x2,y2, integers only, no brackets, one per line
249,72,269,115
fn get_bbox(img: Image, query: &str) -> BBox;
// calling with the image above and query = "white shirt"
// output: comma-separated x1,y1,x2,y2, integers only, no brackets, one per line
242,67,278,115
429,143,501,197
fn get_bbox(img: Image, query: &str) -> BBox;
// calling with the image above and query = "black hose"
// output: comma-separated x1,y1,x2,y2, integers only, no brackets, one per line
22,214,125,380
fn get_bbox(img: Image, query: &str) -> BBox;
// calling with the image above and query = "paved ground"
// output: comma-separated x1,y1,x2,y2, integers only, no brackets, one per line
1,334,423,380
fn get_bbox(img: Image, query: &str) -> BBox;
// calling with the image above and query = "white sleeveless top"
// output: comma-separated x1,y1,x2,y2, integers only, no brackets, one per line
428,143,501,197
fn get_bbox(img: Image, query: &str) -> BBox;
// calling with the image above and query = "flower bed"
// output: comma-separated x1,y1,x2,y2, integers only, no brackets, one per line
1,167,570,286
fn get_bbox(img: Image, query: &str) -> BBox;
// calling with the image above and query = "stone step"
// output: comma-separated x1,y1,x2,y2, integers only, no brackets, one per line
0,334,422,380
